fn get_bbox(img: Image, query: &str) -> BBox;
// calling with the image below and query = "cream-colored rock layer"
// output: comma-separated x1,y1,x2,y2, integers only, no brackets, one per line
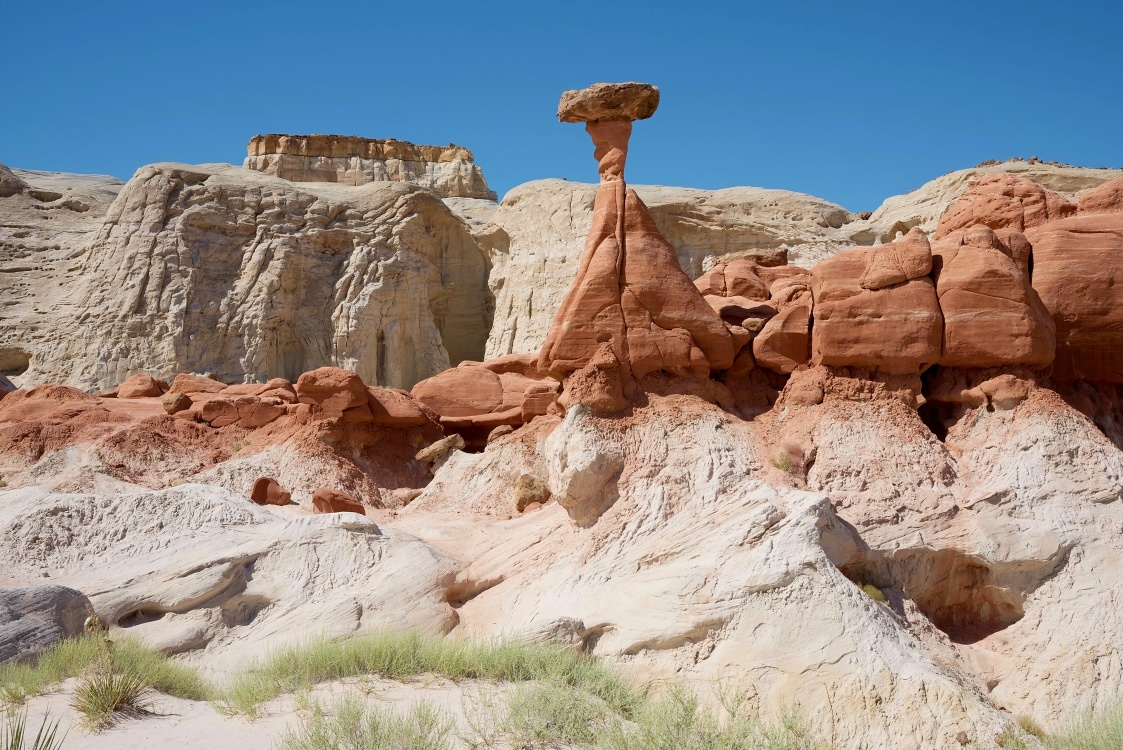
18,163,490,391
848,159,1123,244
244,134,496,199
482,179,859,358
0,167,124,384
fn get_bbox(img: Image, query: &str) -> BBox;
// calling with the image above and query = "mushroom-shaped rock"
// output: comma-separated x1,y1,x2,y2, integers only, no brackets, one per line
931,225,1055,368
1027,212,1123,382
935,174,1075,239
557,82,660,123
296,368,368,414
311,488,364,515
250,477,291,506
116,374,166,399
811,247,943,374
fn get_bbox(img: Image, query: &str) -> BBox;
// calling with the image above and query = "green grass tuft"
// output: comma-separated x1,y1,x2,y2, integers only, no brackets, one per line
279,696,453,750
0,636,212,706
69,668,149,730
0,708,67,750
1047,702,1123,749
217,629,641,719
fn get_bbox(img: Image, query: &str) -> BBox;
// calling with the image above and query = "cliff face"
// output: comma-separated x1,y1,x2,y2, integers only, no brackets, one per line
19,163,491,391
244,134,497,200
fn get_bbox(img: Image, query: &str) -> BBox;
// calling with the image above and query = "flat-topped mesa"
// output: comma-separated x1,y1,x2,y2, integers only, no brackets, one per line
244,134,496,199
539,83,735,407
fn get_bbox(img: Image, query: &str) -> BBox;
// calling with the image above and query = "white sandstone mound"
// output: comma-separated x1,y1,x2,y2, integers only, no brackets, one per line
16,163,491,392
0,484,456,670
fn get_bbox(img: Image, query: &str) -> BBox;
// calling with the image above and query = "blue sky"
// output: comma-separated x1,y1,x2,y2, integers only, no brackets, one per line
3,1,1120,211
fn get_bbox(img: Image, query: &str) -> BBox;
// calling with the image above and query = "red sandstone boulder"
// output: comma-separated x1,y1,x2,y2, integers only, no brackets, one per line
116,374,166,399
557,342,631,415
811,247,942,374
250,477,291,506
296,368,367,414
935,174,1075,239
412,364,504,417
1026,213,1123,382
161,391,192,415
223,379,298,403
312,488,364,515
367,388,432,428
200,398,240,428
235,396,286,428
931,226,1055,368
753,303,811,374
169,373,227,394
1078,178,1123,216
859,228,932,290
694,260,769,301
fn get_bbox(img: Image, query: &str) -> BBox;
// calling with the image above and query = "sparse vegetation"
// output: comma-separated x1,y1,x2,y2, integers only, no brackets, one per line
280,697,452,750
217,629,640,718
859,584,887,604
1017,714,1046,739
501,681,617,748
0,636,211,706
0,708,66,750
70,667,149,730
1047,702,1123,749
231,439,251,453
0,480,8,488
771,454,794,472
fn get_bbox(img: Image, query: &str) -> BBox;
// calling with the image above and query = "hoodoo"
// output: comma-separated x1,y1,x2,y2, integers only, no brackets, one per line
538,82,736,394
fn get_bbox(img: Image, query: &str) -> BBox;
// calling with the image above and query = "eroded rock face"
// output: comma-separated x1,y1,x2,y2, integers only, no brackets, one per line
934,174,1076,239
811,248,943,374
932,226,1055,368
19,163,490,391
244,134,496,200
1027,212,1123,382
0,585,92,664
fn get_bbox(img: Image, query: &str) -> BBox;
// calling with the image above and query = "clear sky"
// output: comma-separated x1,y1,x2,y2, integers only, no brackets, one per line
3,0,1120,211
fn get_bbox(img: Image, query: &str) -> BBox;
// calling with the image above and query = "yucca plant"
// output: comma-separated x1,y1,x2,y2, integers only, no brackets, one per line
68,613,149,730
0,708,66,750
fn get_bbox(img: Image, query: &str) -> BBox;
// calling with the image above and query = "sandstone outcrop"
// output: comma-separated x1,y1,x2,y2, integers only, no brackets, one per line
17,163,490,392
1077,176,1123,215
537,83,735,390
811,238,943,374
249,477,290,506
934,174,1076,238
116,373,167,398
312,488,365,515
0,585,92,664
1027,211,1123,382
931,226,1055,368
557,82,660,123
244,134,496,200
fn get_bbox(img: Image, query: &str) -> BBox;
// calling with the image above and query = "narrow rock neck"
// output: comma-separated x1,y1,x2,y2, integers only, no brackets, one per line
585,120,632,183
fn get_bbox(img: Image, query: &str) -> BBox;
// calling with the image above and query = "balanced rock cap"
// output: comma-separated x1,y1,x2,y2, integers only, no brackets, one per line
557,82,660,123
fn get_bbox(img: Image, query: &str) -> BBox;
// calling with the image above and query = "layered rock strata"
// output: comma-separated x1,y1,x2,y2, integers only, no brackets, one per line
244,134,496,200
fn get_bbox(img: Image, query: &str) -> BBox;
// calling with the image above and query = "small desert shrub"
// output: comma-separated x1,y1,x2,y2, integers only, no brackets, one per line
231,440,250,453
279,696,453,750
0,708,66,750
218,629,640,718
0,480,8,489
70,668,150,730
1017,714,1046,739
771,454,794,472
859,584,887,604
501,681,617,749
1047,702,1123,749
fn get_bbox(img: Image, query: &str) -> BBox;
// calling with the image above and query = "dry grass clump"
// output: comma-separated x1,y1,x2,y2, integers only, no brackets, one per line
0,708,66,750
280,697,452,750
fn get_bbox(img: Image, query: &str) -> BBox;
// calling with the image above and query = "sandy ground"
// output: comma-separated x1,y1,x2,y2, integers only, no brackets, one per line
14,675,514,749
